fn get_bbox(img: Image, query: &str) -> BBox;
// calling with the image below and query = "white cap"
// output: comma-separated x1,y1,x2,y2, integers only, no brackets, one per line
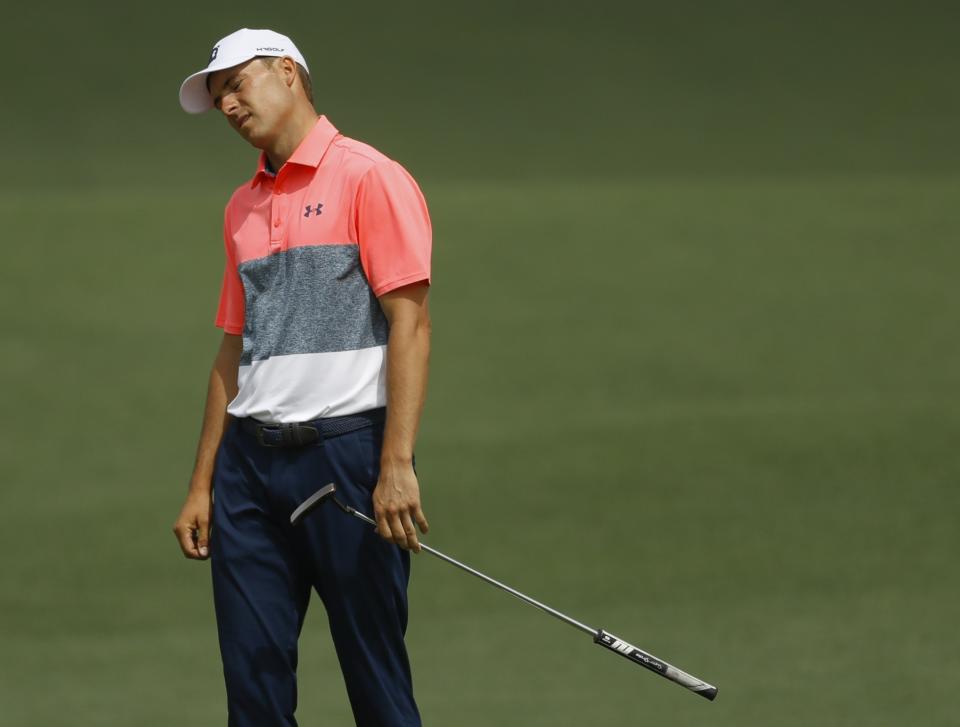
179,28,309,114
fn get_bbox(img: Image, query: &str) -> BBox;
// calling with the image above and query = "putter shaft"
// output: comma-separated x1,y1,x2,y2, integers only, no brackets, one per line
340,502,596,636
332,495,718,701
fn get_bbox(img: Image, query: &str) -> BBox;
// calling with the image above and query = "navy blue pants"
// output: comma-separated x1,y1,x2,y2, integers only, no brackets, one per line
210,414,421,727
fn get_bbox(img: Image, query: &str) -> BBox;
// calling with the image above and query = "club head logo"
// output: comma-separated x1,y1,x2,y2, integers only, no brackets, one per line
209,45,219,64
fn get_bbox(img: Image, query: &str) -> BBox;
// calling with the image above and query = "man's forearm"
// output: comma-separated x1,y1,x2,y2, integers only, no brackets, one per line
381,315,430,465
189,335,242,493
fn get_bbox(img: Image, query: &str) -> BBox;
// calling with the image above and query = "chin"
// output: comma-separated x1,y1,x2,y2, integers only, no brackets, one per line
240,128,264,147
243,126,273,150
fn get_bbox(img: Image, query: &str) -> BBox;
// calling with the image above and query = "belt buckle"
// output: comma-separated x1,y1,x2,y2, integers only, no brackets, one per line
255,422,320,447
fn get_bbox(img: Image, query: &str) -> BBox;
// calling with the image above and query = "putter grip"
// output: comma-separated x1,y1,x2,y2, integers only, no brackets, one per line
594,630,718,701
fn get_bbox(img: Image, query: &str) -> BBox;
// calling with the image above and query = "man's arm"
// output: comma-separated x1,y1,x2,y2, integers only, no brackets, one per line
373,282,431,553
172,332,243,560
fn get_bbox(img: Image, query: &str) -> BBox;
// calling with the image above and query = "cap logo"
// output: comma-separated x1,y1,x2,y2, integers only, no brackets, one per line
256,46,283,52
209,45,219,63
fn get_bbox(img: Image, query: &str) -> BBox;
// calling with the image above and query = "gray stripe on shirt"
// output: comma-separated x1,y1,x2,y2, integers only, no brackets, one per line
238,244,388,365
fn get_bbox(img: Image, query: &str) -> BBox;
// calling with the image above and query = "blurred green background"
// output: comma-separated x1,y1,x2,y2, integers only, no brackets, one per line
2,1,958,725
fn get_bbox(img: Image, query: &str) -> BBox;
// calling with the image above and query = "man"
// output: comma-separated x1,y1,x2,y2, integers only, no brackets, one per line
171,28,432,727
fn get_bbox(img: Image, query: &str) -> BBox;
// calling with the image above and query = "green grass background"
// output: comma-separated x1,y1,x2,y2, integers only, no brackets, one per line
2,1,958,725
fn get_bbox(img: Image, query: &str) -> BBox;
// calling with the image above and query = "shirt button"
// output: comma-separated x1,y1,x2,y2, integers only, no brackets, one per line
274,219,281,227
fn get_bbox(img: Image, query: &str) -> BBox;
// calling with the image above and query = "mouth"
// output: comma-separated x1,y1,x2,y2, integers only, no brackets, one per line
235,113,251,130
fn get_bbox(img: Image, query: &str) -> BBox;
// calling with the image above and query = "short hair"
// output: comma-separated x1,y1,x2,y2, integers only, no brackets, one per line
259,56,313,105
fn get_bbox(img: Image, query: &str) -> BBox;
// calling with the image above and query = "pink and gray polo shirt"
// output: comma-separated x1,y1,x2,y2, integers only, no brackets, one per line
215,115,432,423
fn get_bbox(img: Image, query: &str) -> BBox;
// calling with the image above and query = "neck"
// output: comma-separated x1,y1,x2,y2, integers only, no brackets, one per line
264,105,320,171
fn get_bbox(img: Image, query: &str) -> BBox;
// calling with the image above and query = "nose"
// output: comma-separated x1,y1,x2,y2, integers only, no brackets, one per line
220,92,239,117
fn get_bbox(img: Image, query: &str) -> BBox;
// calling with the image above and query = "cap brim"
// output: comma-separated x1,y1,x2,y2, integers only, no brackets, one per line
178,53,256,114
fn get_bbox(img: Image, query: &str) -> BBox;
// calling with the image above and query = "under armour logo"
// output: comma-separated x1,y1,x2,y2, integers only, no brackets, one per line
209,45,219,63
304,203,324,217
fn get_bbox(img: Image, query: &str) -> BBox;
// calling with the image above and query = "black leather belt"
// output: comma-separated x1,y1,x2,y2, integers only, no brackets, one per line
238,408,385,448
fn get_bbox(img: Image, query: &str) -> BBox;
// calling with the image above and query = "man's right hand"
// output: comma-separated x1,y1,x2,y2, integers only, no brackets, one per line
173,489,213,560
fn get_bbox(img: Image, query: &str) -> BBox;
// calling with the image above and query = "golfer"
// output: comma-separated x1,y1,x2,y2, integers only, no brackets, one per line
171,28,432,726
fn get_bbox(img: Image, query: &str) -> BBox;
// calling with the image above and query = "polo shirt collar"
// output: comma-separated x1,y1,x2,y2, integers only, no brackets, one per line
250,115,339,188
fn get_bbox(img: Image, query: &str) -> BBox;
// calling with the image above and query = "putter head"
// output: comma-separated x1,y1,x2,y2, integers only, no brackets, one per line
290,483,337,526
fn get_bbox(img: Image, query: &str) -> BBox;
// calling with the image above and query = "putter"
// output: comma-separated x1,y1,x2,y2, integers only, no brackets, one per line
291,483,718,702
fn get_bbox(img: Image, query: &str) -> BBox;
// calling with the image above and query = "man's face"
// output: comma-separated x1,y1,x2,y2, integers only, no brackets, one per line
207,58,294,147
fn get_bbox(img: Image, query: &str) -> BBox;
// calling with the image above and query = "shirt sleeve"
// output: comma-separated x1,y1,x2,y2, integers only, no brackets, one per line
214,208,245,334
355,159,432,297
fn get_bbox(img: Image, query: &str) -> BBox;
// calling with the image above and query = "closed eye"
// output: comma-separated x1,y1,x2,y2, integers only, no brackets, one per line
212,74,243,109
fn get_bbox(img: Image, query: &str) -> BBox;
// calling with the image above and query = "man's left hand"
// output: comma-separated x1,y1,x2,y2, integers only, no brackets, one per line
372,460,429,552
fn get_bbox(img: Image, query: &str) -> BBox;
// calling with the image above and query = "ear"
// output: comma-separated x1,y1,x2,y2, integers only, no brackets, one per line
278,56,298,90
